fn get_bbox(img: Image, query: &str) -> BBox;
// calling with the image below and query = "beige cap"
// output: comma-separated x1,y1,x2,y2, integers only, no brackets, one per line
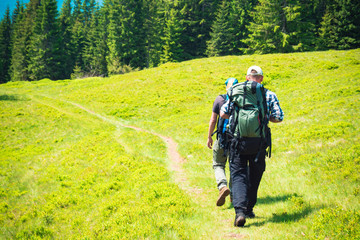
247,66,263,76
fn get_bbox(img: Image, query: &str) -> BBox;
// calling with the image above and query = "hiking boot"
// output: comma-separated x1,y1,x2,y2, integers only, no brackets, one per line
234,213,246,227
245,210,255,219
216,186,230,206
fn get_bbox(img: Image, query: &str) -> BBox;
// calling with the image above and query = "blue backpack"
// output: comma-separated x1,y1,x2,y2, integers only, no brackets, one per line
213,94,230,150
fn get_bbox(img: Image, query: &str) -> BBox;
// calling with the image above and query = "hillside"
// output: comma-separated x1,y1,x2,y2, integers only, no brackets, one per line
1,49,359,239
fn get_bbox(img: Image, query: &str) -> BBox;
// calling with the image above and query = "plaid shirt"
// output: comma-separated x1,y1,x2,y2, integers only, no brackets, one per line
266,89,284,122
221,88,284,122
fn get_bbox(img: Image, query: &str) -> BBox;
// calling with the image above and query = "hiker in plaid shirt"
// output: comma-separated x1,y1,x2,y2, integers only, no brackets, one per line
266,89,284,123
220,66,284,227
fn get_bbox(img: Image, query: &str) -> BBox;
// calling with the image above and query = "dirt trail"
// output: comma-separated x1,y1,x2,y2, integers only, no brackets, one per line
32,96,243,238
70,102,198,193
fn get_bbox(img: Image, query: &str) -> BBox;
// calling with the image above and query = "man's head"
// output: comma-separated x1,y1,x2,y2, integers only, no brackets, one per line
225,77,238,90
246,66,263,83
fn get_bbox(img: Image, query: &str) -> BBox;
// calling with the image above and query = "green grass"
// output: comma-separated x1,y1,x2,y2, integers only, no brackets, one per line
1,49,360,239
0,94,196,239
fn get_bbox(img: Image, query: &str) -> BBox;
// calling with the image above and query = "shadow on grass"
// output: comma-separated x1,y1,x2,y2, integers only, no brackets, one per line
250,195,324,227
248,205,316,227
270,205,314,223
227,193,320,227
0,94,20,101
226,193,296,210
257,193,297,205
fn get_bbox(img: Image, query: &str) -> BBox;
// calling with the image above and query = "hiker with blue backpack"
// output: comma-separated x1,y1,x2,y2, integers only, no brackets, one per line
207,77,238,206
220,66,284,227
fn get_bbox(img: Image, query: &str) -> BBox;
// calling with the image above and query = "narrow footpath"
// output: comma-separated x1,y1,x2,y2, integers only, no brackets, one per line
70,101,246,239
31,95,246,239
70,101,199,193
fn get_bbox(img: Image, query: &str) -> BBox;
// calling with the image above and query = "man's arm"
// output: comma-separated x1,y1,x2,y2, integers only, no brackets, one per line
267,90,284,123
207,112,218,149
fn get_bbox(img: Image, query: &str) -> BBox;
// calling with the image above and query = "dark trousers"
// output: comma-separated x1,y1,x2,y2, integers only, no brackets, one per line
230,146,266,214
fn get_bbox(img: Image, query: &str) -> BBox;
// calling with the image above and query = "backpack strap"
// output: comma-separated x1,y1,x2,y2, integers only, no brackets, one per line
242,80,248,108
255,86,272,161
212,94,227,138
254,83,267,162
255,83,265,138
228,86,237,135
251,81,257,94
263,88,271,158
263,88,268,122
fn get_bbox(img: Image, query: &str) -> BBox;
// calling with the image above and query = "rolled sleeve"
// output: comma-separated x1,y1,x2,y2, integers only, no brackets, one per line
266,90,284,121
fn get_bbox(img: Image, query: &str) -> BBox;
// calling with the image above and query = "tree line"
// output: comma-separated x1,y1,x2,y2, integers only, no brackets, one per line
0,0,359,83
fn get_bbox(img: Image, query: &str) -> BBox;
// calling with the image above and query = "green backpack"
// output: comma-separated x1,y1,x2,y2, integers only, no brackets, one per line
226,80,270,156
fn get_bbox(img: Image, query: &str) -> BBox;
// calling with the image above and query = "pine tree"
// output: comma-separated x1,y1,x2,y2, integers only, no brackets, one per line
192,0,221,57
0,8,12,83
231,0,256,53
11,0,40,81
105,0,121,74
161,6,185,63
206,1,233,56
59,0,74,79
12,0,24,26
81,0,97,73
178,0,220,59
244,0,303,54
143,0,165,68
82,5,108,77
106,0,146,74
71,0,85,73
206,0,253,56
285,1,320,51
9,0,25,75
319,0,360,50
82,0,96,28
126,0,146,69
27,0,61,80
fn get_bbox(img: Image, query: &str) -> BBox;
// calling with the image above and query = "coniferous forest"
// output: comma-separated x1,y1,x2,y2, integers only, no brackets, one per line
0,0,359,83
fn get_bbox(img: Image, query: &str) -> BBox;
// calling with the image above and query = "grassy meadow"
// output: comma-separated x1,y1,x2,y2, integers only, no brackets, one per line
1,49,359,239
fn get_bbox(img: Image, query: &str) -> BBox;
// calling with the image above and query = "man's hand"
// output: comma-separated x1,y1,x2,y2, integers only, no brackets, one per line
220,110,229,119
207,137,213,149
270,116,282,123
207,112,217,149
